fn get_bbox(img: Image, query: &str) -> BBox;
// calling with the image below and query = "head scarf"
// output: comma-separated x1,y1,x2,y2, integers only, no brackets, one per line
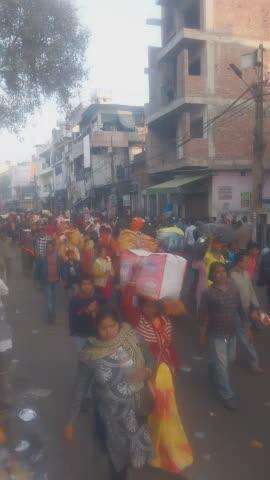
80,322,145,370
130,217,145,232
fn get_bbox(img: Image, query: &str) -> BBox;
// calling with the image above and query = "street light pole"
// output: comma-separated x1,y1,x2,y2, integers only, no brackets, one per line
252,44,264,234
230,44,265,240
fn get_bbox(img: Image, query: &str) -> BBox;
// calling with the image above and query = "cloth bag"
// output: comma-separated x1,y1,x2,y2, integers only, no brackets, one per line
148,363,193,473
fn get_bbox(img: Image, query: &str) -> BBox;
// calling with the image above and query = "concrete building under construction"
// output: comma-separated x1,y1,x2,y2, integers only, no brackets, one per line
145,0,270,220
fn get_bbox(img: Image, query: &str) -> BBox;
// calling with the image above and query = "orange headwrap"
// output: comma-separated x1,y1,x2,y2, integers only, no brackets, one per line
130,217,145,232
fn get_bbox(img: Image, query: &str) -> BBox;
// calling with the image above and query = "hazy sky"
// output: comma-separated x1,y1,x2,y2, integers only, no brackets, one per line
0,0,160,165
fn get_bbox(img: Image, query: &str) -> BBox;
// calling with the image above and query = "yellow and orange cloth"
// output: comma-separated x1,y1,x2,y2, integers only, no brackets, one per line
148,363,193,474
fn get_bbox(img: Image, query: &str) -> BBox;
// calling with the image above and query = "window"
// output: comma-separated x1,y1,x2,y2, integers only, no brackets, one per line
188,57,201,76
74,155,84,181
184,1,201,29
241,192,251,208
55,164,62,176
190,113,204,138
219,186,233,201
91,146,108,155
116,165,125,180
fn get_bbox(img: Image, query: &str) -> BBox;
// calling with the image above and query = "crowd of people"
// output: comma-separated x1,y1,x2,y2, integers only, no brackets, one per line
0,208,270,479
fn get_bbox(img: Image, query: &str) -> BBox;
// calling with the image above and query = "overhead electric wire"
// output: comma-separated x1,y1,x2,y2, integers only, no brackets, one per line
145,104,255,164
146,101,255,164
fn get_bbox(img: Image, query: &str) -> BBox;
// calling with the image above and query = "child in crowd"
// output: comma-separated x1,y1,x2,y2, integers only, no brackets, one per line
230,252,263,374
68,276,103,352
92,246,114,301
200,262,246,410
61,249,80,297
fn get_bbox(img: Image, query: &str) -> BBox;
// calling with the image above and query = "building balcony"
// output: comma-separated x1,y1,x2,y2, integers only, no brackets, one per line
148,44,207,124
128,130,146,143
91,131,129,148
148,94,208,125
158,28,204,62
147,135,209,175
147,142,178,175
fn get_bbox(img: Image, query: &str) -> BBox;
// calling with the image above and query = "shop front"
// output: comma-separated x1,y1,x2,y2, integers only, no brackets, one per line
145,174,210,220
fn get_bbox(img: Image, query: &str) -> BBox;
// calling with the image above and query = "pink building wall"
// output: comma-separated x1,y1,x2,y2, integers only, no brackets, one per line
212,171,270,217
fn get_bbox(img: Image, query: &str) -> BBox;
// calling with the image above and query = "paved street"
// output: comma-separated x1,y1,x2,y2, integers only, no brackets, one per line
6,249,270,480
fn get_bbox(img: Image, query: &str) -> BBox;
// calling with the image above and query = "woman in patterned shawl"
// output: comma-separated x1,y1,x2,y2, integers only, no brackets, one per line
65,308,154,480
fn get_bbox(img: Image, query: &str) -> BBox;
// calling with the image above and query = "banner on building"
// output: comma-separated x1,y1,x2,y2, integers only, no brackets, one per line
218,186,232,201
83,134,91,169
241,192,251,209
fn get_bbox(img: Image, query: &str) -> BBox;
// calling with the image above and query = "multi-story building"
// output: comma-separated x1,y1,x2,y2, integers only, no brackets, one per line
33,103,146,214
78,103,146,215
146,0,270,220
34,106,84,213
34,144,53,210
0,162,35,211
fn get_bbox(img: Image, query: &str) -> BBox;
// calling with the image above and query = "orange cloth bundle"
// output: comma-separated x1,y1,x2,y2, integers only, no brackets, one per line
130,217,145,232
118,229,157,252
148,363,193,473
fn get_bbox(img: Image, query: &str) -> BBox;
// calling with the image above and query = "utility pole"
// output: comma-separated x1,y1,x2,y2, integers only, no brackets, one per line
110,134,116,185
252,44,265,238
110,134,117,218
230,44,265,241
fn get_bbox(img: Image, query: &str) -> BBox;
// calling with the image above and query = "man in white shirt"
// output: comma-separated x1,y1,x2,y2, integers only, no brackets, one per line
185,220,196,247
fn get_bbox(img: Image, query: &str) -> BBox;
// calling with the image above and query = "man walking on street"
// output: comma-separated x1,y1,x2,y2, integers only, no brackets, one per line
231,252,263,374
200,262,246,410
40,240,61,323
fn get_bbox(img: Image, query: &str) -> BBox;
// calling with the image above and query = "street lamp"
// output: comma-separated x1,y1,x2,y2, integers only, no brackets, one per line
229,63,256,94
229,63,243,79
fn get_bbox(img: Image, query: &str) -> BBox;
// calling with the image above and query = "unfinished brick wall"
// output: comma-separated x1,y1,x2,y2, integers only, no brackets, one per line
214,43,257,98
183,139,209,165
213,107,254,165
213,0,270,40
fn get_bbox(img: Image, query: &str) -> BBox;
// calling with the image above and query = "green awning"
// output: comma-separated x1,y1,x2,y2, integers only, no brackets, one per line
146,174,209,194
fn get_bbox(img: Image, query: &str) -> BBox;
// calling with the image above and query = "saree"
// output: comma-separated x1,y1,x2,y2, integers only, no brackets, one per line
148,363,193,473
